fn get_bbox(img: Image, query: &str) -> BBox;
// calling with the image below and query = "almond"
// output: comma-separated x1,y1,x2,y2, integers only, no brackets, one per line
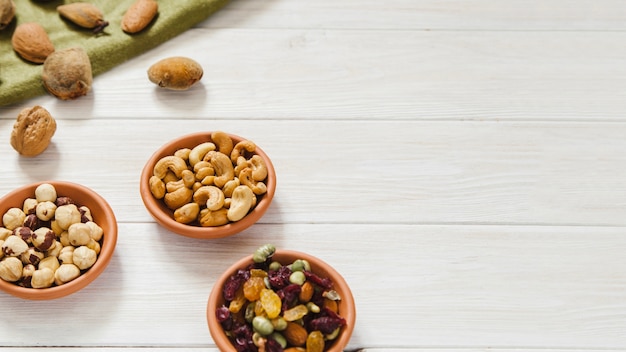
121,0,158,34
11,22,55,64
298,281,314,302
283,322,308,347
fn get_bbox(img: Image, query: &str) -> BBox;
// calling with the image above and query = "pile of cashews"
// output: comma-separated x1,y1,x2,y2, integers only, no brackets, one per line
149,131,269,226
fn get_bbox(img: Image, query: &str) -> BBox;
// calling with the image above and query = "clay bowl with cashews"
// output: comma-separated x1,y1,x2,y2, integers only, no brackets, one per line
0,181,117,300
140,131,276,239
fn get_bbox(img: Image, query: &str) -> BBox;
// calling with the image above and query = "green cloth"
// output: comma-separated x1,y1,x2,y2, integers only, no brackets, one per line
0,0,229,106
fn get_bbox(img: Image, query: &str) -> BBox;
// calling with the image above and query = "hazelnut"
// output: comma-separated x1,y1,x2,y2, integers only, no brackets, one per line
2,235,29,257
31,267,54,288
58,246,74,264
54,263,80,285
14,226,34,244
23,198,38,214
0,228,11,241
2,208,26,230
73,246,96,270
35,183,57,203
68,222,91,246
85,221,103,241
38,256,59,273
55,204,81,230
32,227,56,251
0,257,23,282
20,247,44,266
46,241,62,258
35,201,57,221
21,263,36,287
79,205,93,222
23,214,40,230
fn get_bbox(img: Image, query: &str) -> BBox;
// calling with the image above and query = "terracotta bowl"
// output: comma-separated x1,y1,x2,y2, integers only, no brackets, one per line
0,181,118,300
206,249,356,351
140,131,276,239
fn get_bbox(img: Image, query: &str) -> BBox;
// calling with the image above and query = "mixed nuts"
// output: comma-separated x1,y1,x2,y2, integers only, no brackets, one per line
0,183,105,288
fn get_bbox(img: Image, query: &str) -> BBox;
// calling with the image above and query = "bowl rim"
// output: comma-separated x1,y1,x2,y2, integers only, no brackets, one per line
0,180,118,300
206,249,356,352
139,131,276,239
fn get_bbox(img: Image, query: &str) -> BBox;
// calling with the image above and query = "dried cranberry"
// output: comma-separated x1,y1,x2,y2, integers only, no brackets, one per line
216,306,234,331
277,283,301,310
223,269,250,301
304,270,333,289
231,323,255,352
265,337,284,352
268,265,292,289
308,315,346,334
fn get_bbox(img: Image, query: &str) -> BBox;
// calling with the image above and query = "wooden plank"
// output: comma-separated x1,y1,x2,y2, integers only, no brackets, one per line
2,29,624,121
0,224,624,348
204,0,626,31
0,119,624,226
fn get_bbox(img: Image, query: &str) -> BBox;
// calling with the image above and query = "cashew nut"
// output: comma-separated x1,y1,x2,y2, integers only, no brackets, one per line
227,185,255,222
174,202,200,224
222,178,240,198
239,168,267,195
211,131,234,156
149,175,166,199
199,208,229,227
174,148,192,161
231,140,256,164
249,155,268,181
210,151,235,188
164,186,193,210
189,142,216,167
193,186,225,211
153,155,188,179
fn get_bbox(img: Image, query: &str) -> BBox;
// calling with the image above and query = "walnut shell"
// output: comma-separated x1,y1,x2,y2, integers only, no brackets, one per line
11,22,55,64
10,106,57,157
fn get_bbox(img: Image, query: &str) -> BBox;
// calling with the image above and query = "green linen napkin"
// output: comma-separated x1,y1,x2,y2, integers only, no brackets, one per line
0,0,229,106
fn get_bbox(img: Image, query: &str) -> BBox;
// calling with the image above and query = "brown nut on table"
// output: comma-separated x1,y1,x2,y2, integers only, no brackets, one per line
147,56,203,90
10,106,57,157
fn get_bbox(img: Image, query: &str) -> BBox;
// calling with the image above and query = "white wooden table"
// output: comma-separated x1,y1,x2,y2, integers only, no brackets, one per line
1,1,625,351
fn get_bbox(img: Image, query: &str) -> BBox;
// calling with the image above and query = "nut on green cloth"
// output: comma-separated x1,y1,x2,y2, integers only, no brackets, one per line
0,0,229,106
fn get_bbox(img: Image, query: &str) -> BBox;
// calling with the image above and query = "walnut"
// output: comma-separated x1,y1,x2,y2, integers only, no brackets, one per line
10,106,57,157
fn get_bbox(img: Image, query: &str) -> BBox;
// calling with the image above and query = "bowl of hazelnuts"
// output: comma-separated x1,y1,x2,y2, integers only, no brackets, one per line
0,181,117,300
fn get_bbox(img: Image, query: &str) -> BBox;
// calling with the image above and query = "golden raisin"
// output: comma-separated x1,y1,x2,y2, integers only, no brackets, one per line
243,276,265,301
259,288,282,319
